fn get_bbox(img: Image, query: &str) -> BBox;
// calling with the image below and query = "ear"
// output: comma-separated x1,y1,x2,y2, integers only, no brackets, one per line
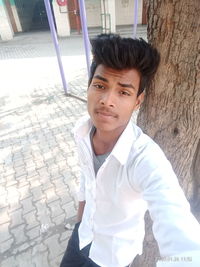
134,92,145,111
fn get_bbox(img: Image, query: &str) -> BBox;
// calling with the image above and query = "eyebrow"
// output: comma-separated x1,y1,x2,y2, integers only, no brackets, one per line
118,82,135,90
93,75,135,90
93,75,108,83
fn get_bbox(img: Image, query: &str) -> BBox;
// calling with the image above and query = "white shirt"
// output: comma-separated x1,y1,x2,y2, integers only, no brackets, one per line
73,115,200,267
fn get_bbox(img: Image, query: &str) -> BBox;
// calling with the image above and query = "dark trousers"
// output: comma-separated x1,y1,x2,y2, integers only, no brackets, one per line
60,222,100,267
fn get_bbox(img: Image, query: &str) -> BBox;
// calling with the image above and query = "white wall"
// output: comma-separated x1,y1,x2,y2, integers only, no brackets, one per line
85,0,143,29
115,0,143,25
11,4,22,32
85,0,101,27
52,0,70,37
0,1,13,40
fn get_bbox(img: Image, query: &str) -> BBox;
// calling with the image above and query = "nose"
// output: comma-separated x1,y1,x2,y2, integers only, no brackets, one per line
99,91,115,107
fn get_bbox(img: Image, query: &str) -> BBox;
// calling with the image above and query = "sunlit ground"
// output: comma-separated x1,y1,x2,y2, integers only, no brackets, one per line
0,51,87,265
0,55,88,95
0,54,88,144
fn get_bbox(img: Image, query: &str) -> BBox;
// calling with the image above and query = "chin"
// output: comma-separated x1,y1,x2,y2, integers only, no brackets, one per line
93,122,114,132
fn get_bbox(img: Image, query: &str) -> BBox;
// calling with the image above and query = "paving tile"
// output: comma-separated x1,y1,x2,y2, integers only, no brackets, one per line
31,186,44,202
44,234,61,260
21,197,35,215
23,210,39,230
15,249,34,267
0,195,8,209
61,201,77,219
0,237,14,254
52,213,66,226
32,251,49,267
8,197,22,213
10,224,28,245
0,222,12,243
0,256,18,267
48,200,63,218
0,207,10,224
9,208,24,227
18,184,32,200
45,187,59,203
26,225,41,240
0,28,145,266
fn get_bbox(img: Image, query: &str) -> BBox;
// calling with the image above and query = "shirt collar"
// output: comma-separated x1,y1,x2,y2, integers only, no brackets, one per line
73,115,138,165
111,120,136,165
73,115,93,140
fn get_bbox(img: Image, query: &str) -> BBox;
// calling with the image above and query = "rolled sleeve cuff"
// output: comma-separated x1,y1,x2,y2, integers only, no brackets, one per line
77,190,85,202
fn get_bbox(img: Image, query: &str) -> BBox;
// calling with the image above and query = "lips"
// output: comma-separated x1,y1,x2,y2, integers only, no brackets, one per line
98,111,114,117
95,108,117,118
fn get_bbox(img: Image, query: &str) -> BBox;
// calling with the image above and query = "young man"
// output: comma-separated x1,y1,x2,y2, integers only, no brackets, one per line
60,34,200,267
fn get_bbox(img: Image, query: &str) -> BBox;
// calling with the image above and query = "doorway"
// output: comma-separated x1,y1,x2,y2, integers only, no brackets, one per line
30,0,55,31
67,0,81,33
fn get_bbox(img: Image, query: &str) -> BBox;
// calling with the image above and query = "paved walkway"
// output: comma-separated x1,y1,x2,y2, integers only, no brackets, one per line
0,27,147,267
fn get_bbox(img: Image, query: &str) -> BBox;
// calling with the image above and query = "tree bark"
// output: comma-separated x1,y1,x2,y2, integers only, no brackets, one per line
132,0,200,266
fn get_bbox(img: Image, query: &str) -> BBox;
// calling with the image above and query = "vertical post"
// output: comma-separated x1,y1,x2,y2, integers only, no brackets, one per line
133,0,138,38
74,0,81,34
107,0,116,33
0,0,13,40
44,0,68,94
78,0,91,77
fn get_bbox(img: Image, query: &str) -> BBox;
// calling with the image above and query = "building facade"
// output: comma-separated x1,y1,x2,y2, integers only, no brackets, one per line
0,0,146,41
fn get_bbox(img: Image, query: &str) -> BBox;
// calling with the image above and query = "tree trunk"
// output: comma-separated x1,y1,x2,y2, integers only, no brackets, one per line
132,0,200,266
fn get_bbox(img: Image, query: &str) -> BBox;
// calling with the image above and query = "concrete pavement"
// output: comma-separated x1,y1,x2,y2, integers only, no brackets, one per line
0,26,147,267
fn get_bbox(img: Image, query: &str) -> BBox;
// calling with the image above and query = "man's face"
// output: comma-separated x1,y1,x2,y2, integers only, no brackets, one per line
87,64,144,134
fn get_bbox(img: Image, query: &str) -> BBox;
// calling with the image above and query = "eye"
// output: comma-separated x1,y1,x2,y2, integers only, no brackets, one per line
120,90,131,96
93,83,105,90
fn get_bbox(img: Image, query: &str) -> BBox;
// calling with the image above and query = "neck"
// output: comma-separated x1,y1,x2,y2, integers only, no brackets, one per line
92,126,126,155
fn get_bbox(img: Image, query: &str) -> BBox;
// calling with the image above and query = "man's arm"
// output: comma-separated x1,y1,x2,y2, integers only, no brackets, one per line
133,145,200,266
77,171,86,223
77,200,86,223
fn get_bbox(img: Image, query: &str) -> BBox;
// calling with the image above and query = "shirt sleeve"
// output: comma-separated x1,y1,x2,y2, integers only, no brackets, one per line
133,144,200,266
78,171,86,201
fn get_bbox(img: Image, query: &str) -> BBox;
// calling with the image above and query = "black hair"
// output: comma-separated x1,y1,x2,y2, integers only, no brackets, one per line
89,33,160,96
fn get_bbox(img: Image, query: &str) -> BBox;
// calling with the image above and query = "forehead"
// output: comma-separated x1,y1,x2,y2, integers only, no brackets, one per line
93,64,141,83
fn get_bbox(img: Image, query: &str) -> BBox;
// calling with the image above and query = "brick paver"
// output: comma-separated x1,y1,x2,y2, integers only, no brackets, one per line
0,27,146,266
0,33,88,266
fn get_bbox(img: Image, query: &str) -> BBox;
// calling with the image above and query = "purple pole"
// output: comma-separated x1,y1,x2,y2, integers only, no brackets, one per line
78,0,91,77
133,0,138,38
44,0,68,94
